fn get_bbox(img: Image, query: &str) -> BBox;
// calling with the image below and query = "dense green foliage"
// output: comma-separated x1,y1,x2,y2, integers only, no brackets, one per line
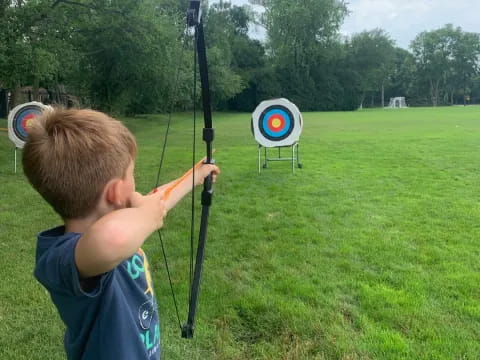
410,24,480,106
1,107,480,358
1,1,480,113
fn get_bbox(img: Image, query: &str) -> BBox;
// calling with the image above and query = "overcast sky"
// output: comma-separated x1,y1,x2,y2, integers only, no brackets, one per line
223,0,480,49
342,0,480,48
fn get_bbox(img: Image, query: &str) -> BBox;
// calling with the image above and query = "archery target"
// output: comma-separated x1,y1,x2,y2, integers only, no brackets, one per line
252,98,303,147
8,102,51,148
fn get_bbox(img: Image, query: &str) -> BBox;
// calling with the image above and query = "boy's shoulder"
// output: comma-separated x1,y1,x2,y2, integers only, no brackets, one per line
36,226,80,258
34,226,85,293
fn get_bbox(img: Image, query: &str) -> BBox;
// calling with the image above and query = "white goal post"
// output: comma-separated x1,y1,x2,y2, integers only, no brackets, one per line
387,97,407,108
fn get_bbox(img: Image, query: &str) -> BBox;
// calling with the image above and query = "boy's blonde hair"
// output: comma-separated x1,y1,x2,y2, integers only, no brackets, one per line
22,108,137,220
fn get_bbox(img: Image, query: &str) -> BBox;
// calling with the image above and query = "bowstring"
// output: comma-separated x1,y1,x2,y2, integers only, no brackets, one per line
154,20,195,332
157,231,182,330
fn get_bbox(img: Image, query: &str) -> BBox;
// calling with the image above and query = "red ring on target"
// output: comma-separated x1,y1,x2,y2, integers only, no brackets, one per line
267,115,286,133
21,113,36,133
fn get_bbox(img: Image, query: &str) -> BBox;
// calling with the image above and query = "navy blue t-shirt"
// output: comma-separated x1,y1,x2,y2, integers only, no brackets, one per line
34,226,161,360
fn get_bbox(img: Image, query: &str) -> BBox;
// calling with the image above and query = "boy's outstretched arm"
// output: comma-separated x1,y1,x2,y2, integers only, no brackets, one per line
74,190,167,279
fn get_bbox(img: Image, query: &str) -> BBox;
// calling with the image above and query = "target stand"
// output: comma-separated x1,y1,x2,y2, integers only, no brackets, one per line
251,98,304,174
7,101,51,173
258,143,302,174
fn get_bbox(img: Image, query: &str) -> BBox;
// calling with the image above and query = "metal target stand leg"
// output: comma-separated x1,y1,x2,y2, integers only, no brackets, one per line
14,147,18,173
292,144,294,173
258,145,261,174
297,143,302,169
264,147,268,169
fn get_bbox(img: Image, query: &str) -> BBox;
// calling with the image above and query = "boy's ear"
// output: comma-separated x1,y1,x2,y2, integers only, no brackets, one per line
105,179,124,207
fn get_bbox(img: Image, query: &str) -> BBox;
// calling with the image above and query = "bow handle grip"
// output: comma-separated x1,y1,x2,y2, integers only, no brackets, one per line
201,158,214,207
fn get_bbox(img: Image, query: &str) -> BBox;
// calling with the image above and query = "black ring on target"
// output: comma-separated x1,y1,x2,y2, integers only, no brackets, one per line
12,104,43,142
258,105,295,142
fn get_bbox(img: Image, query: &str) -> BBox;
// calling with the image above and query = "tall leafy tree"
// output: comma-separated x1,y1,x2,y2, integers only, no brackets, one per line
409,24,480,106
0,0,70,105
262,0,348,110
55,0,187,113
206,2,273,111
204,2,247,109
451,30,480,105
384,47,417,105
346,29,396,108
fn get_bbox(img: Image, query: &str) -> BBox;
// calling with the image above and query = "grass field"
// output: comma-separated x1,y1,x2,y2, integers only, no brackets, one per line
1,107,479,359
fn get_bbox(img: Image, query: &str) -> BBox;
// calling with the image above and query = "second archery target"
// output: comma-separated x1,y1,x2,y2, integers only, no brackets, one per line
251,98,303,148
8,101,51,149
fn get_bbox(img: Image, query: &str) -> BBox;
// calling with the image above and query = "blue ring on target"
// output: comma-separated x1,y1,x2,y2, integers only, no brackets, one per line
13,105,43,141
259,105,295,142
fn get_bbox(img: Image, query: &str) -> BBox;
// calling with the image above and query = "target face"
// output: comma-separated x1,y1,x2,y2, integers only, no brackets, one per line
252,98,303,147
8,102,50,148
260,106,294,141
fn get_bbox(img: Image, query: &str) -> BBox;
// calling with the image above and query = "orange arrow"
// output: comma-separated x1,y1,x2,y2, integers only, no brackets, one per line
155,151,215,200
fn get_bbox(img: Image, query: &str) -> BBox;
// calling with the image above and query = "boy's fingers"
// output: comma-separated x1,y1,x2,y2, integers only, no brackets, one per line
204,164,220,174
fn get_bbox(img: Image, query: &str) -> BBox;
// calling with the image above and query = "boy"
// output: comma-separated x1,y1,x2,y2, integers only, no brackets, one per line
22,108,219,360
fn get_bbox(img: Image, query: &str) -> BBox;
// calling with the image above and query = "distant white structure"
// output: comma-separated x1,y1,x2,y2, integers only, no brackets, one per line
388,97,407,108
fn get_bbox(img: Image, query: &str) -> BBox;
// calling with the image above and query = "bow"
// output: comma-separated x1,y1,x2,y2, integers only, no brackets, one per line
181,0,214,338
155,0,214,340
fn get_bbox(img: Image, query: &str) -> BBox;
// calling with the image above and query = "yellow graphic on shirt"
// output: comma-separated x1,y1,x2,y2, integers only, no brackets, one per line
126,248,154,297
137,248,154,297
129,249,159,356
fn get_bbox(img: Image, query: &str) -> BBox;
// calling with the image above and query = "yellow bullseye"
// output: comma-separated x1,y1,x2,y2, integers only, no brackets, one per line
271,117,282,129
25,118,35,129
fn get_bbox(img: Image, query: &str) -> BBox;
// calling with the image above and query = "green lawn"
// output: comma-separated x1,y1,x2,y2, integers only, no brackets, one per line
1,107,479,359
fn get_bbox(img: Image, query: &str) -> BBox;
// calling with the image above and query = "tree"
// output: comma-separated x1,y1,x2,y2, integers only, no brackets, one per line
384,47,417,105
346,29,396,108
204,2,250,109
59,0,188,113
0,0,69,105
410,24,480,106
411,26,452,106
261,0,348,110
0,0,198,113
451,31,480,105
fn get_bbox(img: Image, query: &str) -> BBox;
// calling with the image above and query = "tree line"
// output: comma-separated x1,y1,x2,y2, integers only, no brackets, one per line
1,0,480,115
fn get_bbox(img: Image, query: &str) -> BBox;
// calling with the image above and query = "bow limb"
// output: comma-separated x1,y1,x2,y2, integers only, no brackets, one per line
181,0,215,339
